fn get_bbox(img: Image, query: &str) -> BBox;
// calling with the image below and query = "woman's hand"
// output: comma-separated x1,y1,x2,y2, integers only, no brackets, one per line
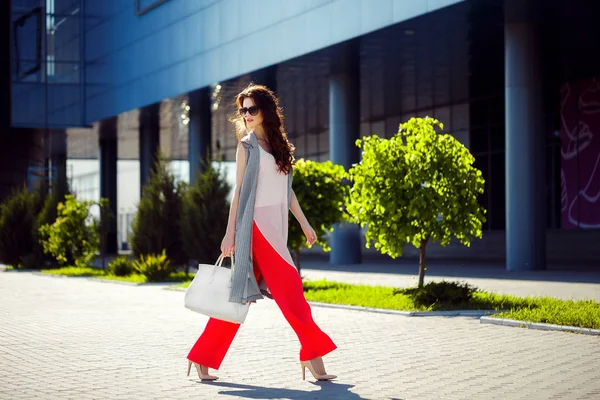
302,224,317,246
220,232,235,257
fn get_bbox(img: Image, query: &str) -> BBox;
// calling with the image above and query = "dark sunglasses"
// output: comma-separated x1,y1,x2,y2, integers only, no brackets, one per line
239,106,259,116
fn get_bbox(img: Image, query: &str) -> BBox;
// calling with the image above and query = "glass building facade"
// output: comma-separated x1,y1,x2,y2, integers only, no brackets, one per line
5,0,600,267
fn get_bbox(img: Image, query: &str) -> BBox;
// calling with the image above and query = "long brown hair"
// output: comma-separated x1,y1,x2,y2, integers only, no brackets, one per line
232,83,295,174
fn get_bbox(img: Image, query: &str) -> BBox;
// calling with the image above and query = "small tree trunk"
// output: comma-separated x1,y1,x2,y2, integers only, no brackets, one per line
294,248,302,279
418,239,427,288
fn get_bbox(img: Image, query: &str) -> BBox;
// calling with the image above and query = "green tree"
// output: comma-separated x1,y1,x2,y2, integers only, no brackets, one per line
288,159,348,273
0,175,71,269
33,175,72,265
39,195,101,268
130,153,186,267
181,160,231,273
347,117,486,287
0,186,42,268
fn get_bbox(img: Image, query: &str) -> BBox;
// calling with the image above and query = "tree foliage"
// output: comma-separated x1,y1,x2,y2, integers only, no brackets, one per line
130,153,186,266
347,117,486,287
0,186,43,268
0,176,71,269
181,161,231,269
288,159,348,271
39,195,102,268
34,176,72,267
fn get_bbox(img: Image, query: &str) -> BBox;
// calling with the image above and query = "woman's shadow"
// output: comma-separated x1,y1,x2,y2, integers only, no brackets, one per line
200,380,382,400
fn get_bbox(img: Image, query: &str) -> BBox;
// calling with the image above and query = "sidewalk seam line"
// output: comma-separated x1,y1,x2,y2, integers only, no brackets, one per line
480,316,600,336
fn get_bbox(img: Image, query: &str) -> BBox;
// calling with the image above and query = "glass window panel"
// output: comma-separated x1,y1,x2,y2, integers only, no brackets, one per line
490,152,506,230
386,116,401,138
371,120,385,138
360,121,371,139
306,132,319,157
318,129,329,158
451,102,469,131
469,127,488,155
294,133,306,159
432,106,451,129
473,154,490,231
452,129,470,149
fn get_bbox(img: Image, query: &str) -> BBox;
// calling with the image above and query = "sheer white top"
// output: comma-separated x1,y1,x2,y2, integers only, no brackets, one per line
253,145,296,268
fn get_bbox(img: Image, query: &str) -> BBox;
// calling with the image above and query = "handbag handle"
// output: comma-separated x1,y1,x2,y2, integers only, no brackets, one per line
209,253,235,288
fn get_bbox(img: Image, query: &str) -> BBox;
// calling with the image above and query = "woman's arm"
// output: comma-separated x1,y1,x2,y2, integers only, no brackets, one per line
290,189,309,228
290,189,317,245
221,142,246,255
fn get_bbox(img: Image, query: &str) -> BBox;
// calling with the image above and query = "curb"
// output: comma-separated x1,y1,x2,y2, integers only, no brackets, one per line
480,316,600,336
165,286,186,292
307,301,498,318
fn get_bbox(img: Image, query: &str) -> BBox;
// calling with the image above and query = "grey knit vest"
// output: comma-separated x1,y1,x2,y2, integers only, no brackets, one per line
229,131,293,304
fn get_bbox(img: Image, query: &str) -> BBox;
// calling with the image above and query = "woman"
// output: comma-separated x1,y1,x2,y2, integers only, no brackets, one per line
186,83,337,382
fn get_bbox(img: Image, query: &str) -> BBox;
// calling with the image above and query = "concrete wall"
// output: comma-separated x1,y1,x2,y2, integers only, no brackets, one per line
84,0,464,124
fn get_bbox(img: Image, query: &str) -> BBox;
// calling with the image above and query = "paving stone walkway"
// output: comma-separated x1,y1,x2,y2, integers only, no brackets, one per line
1,271,599,400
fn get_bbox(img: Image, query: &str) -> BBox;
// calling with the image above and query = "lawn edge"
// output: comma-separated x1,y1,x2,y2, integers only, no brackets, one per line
306,300,499,317
31,271,145,286
480,316,600,336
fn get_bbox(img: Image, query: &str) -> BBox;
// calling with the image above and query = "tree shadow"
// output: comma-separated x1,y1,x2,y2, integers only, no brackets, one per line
198,380,372,399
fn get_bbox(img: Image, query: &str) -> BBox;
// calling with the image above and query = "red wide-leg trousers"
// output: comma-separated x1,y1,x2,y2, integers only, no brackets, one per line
187,222,337,370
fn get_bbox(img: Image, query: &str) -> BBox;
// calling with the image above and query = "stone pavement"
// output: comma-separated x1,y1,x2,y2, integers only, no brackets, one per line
299,256,600,301
1,271,600,400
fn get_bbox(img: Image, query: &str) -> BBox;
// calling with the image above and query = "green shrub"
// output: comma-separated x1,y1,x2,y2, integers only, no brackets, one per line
288,159,348,271
39,195,100,268
108,256,134,277
394,281,477,309
33,176,72,267
132,250,172,282
0,186,44,268
181,160,231,269
130,153,186,267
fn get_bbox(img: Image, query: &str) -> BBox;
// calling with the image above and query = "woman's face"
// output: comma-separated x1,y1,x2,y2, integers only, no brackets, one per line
241,97,263,130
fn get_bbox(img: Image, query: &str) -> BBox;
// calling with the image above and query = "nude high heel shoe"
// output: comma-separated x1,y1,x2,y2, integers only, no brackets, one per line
187,360,219,381
300,357,337,381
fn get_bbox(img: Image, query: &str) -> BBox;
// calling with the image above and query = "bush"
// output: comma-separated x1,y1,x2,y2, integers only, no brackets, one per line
130,153,186,267
132,250,172,282
394,281,477,309
0,186,42,268
181,161,231,269
33,178,71,267
39,195,100,268
288,159,348,271
108,256,134,276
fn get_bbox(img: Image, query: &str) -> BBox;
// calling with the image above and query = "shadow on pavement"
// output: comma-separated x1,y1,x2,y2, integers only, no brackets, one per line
299,254,600,285
202,380,371,399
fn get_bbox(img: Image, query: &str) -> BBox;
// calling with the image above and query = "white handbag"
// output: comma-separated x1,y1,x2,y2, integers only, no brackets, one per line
184,254,250,324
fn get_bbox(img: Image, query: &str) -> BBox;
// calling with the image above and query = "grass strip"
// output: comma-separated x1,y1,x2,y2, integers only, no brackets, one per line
301,280,600,329
492,299,600,330
41,266,191,284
